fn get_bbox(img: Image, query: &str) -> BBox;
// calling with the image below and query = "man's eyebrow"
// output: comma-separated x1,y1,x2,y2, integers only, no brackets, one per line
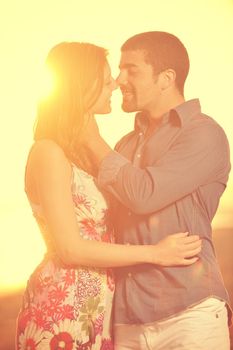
119,63,138,69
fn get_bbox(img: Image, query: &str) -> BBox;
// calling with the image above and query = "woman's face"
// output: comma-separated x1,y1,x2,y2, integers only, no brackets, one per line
90,62,117,114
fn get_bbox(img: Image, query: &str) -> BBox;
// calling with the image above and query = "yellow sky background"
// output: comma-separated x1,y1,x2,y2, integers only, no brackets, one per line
0,0,233,293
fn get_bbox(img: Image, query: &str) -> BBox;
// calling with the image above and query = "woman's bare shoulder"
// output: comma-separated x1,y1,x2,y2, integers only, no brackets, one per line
28,139,70,171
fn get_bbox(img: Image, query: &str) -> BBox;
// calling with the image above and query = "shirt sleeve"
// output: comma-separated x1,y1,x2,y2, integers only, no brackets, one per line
97,122,231,214
98,151,130,185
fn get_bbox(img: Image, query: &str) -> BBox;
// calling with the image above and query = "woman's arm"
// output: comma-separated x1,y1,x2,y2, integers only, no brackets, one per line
28,140,201,268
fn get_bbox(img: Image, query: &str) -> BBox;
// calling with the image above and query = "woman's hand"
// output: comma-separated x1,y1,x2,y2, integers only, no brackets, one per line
151,232,202,266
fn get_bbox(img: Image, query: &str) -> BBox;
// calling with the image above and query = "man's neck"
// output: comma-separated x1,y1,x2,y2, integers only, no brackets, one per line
146,94,185,130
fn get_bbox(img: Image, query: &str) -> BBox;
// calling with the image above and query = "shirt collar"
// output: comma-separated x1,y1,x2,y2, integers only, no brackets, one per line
135,99,201,131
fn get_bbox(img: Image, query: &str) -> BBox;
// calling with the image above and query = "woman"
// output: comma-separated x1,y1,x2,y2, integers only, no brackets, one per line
16,42,201,349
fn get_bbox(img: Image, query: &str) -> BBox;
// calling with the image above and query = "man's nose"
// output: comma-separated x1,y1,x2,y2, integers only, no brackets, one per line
116,72,127,86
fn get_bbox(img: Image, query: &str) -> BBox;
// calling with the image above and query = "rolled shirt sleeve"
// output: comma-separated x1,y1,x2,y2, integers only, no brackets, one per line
98,151,130,185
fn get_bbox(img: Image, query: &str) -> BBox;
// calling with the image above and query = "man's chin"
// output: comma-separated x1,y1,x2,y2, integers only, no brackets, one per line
121,102,137,113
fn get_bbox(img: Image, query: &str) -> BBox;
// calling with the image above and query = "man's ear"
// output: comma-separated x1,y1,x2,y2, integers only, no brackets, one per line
160,69,176,90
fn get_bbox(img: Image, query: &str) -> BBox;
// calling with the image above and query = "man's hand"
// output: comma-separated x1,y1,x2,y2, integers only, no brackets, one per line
82,114,101,145
81,114,113,167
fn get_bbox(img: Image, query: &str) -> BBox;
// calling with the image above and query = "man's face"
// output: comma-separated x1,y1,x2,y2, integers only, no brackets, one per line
117,49,161,113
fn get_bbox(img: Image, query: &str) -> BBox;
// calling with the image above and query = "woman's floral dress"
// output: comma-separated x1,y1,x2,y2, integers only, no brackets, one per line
16,164,115,350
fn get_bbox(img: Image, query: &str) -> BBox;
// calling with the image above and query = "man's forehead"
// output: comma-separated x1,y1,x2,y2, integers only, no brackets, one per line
119,49,148,67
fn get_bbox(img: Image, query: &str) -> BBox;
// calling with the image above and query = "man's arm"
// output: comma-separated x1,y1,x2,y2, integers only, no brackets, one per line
85,120,230,214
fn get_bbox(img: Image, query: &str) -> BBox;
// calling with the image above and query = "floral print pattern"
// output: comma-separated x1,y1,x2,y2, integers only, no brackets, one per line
16,165,115,349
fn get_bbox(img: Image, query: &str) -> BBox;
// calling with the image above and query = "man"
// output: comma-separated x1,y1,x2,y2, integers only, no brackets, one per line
85,32,231,349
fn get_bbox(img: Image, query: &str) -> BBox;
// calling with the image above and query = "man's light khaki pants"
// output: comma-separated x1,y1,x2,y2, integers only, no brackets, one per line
114,298,230,350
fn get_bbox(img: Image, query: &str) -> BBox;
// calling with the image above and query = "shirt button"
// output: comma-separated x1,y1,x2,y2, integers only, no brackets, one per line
128,211,132,216
139,132,143,136
137,154,141,158
128,273,132,277
126,242,130,245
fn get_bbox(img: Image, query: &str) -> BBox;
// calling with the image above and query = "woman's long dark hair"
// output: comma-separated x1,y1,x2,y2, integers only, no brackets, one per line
34,42,107,168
